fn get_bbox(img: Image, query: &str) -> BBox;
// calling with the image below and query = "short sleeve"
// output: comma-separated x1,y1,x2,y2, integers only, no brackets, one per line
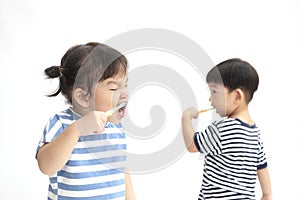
257,132,268,170
35,115,64,158
194,123,222,155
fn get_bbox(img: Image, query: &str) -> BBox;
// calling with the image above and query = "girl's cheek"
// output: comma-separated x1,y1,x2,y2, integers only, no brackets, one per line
94,92,113,111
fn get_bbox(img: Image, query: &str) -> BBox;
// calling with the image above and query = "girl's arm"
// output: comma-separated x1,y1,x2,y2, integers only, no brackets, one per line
125,172,137,200
37,111,107,175
257,167,273,200
37,123,79,175
181,107,199,152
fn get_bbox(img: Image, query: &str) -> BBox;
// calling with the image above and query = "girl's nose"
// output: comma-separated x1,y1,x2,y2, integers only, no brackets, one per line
120,87,128,100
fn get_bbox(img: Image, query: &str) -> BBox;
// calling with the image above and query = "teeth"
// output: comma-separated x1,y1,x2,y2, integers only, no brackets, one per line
118,106,124,113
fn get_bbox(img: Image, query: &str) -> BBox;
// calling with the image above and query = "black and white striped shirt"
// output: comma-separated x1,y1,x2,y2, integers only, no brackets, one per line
194,118,267,200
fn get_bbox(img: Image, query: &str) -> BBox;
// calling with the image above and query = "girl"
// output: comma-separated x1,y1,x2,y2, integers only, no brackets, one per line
36,42,136,199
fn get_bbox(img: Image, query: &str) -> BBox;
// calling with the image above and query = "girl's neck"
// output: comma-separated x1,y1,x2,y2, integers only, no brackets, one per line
71,106,90,117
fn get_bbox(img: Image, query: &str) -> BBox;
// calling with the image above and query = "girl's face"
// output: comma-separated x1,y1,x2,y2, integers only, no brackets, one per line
208,83,235,117
93,73,128,123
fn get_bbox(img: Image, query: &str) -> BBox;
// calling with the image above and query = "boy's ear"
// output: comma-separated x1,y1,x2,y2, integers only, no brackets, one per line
234,88,244,103
73,88,90,108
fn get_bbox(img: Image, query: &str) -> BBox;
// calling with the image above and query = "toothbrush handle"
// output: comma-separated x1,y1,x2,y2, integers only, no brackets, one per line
105,102,127,117
105,108,117,117
105,110,114,117
198,109,208,114
198,108,213,114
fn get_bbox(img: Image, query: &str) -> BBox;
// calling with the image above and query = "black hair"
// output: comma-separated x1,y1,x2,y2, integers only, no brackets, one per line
206,58,259,103
44,42,128,104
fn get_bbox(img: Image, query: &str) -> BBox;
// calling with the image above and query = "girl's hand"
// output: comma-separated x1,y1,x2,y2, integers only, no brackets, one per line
75,111,107,136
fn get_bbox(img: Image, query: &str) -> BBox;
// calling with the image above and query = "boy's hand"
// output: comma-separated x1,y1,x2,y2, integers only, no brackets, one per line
261,195,273,200
182,107,199,120
75,111,107,136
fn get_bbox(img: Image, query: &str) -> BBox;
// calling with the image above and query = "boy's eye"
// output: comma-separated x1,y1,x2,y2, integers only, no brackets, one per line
110,88,118,91
211,90,217,94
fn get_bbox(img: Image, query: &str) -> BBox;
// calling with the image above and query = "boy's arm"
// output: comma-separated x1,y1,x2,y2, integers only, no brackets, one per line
125,172,137,200
181,107,199,152
257,167,273,200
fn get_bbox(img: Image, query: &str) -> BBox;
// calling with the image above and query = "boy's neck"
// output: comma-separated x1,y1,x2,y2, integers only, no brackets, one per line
228,105,254,125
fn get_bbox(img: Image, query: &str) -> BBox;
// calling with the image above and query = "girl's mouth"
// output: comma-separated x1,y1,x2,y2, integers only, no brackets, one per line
105,102,127,117
117,102,127,118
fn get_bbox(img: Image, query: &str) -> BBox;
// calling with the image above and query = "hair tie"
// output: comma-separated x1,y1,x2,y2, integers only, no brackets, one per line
53,65,62,78
57,66,63,77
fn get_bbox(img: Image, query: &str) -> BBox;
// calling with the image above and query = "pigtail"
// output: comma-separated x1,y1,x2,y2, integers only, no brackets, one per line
44,65,62,79
44,66,62,97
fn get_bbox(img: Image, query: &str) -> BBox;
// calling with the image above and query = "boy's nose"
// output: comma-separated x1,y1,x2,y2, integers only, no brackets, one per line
209,96,212,102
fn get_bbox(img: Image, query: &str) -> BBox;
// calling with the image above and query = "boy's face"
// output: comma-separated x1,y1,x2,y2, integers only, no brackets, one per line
208,83,236,117
93,74,128,123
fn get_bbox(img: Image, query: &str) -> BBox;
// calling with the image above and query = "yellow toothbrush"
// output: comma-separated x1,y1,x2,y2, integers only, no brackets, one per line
198,107,214,114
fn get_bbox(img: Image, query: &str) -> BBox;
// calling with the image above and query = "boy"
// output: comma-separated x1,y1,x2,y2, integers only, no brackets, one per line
182,58,272,200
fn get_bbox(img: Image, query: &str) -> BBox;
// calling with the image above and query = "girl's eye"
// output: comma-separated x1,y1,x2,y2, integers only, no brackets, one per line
110,88,118,91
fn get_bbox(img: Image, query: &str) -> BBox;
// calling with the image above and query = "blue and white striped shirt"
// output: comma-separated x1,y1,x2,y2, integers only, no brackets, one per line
194,118,267,200
36,108,127,200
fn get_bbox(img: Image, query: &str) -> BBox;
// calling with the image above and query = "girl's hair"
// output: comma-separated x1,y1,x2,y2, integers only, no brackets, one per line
44,42,128,104
206,58,259,103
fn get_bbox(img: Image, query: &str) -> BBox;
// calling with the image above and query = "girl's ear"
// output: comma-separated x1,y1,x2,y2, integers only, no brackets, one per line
73,88,90,108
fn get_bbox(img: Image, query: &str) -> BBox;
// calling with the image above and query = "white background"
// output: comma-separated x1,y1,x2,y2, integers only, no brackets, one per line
1,0,299,199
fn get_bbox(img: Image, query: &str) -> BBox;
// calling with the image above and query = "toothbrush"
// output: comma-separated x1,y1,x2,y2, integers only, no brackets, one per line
105,102,127,116
198,107,214,114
